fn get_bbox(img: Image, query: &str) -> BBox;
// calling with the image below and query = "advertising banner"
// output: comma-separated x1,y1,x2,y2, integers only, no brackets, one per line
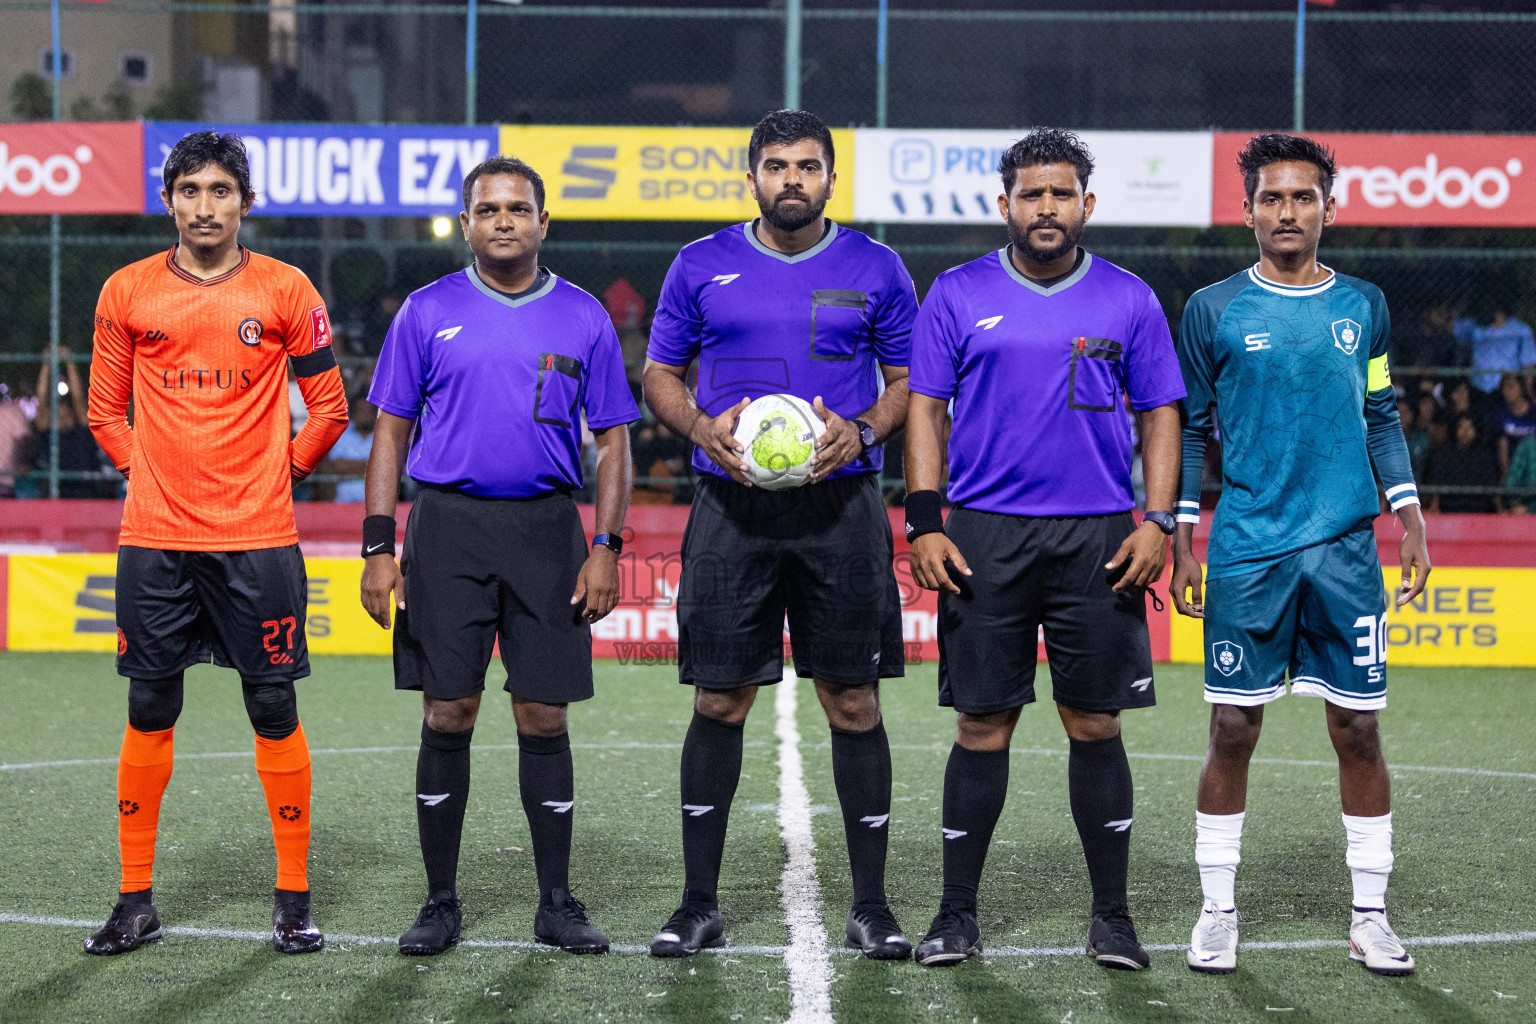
5,554,390,655
144,122,500,217
852,129,1214,226
1168,566,1536,667
0,122,143,215
1211,132,1536,227
2,518,1173,664
498,125,855,222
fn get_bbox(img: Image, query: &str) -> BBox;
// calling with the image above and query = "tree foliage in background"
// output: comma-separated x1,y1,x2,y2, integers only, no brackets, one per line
10,74,49,120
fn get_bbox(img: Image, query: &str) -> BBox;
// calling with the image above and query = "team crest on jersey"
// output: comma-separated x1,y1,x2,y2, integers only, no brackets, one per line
237,318,264,347
1332,318,1362,356
1212,640,1245,677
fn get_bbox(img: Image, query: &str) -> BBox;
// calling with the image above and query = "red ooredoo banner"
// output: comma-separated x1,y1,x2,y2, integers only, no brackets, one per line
0,122,144,215
1212,131,1536,227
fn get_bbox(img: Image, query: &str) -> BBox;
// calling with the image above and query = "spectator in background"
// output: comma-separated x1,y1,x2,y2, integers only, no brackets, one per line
1399,398,1430,481
30,346,114,498
0,382,29,498
1446,377,1475,417
630,418,691,505
1394,305,1460,371
1414,393,1446,451
320,395,377,502
1505,431,1536,515
1483,373,1536,477
1423,413,1501,514
604,276,651,399
1455,306,1536,395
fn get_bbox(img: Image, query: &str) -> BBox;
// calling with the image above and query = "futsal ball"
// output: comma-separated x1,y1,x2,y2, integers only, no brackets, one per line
733,393,826,490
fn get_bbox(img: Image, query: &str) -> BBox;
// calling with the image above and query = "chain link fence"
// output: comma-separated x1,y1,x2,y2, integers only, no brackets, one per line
6,3,1536,503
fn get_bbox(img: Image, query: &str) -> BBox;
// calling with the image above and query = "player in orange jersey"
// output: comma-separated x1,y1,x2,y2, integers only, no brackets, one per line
83,131,348,956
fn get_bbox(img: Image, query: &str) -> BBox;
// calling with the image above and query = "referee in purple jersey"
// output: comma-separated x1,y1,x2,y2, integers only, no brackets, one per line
903,129,1186,970
360,157,639,957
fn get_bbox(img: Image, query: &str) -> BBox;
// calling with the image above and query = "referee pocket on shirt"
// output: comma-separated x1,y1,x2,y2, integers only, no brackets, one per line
533,353,583,427
1067,337,1123,412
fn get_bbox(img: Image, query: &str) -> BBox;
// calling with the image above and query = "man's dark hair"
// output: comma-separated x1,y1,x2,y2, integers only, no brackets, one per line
1238,133,1336,200
461,155,546,212
748,109,835,173
998,127,1095,194
163,131,255,205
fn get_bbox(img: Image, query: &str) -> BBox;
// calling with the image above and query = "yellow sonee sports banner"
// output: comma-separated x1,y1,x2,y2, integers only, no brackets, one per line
6,555,390,655
1168,566,1536,667
498,125,855,222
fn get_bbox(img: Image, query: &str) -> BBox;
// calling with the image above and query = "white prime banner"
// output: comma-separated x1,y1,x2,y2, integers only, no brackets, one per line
852,129,1215,227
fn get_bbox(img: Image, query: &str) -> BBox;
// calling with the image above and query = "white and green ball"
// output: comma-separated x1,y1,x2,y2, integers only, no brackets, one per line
732,393,826,490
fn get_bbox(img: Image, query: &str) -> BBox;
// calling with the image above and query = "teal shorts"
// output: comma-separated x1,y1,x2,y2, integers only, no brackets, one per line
1203,526,1389,711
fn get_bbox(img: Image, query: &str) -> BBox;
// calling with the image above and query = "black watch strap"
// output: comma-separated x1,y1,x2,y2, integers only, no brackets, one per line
1142,510,1177,535
854,419,876,451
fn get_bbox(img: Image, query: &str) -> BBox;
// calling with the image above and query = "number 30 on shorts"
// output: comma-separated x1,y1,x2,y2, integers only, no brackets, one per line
1353,613,1389,684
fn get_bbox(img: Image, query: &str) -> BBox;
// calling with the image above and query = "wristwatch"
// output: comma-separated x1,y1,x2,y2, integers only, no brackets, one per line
853,419,876,452
592,533,623,555
1142,510,1177,535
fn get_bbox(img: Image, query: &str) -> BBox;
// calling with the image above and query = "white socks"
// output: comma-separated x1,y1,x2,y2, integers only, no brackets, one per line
1195,811,1245,911
1197,810,1394,911
1342,812,1394,911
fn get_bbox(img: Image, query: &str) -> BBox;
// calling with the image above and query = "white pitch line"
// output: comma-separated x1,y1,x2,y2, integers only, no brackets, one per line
3,742,1528,781
775,670,833,1024
0,741,769,773
875,745,1536,781
3,913,1532,960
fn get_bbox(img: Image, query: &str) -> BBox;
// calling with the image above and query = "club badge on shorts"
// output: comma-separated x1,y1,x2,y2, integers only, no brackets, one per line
1212,640,1245,677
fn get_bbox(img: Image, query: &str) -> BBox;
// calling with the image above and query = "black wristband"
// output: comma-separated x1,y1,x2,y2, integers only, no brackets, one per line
904,490,945,541
362,515,396,558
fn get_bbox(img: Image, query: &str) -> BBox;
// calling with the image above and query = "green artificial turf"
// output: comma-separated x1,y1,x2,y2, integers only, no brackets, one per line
0,653,1532,1023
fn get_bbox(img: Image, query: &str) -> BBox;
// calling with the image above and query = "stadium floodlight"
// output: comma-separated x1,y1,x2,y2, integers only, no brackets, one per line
430,216,454,238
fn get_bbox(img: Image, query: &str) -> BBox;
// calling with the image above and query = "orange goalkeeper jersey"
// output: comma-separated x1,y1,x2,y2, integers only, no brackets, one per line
89,246,348,551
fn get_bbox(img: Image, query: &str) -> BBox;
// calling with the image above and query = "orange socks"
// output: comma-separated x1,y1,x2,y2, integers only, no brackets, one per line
255,722,313,892
117,725,175,893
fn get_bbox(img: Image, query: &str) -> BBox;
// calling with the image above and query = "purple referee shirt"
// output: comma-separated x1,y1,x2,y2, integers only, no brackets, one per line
909,248,1186,517
369,267,639,498
647,221,919,480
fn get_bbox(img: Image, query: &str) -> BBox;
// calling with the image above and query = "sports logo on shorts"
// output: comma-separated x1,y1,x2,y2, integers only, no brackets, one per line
1211,640,1245,677
237,317,264,347
116,627,127,656
1332,318,1362,356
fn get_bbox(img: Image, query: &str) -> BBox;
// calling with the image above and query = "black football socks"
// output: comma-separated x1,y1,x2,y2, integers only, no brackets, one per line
830,721,893,906
518,731,575,903
417,723,473,897
679,711,745,908
1068,734,1135,914
939,744,1010,909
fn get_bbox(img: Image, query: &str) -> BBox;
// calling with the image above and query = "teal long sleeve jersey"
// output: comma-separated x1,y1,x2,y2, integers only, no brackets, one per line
1176,266,1420,582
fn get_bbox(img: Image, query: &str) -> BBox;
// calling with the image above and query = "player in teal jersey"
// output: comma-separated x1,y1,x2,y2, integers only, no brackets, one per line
1170,135,1431,977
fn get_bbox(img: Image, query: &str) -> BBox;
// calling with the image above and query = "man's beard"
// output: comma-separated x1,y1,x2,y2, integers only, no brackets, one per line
760,187,828,232
1007,213,1084,264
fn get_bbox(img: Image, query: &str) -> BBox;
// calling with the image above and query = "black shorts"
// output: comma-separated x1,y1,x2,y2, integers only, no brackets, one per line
937,510,1155,715
394,485,593,704
115,544,310,684
677,473,904,689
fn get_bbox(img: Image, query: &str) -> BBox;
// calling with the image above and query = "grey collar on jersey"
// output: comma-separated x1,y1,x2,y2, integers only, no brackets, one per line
1246,263,1336,297
465,265,558,308
742,219,840,264
997,246,1094,296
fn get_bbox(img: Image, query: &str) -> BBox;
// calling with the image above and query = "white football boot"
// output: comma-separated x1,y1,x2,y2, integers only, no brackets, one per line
1186,900,1238,974
1349,909,1415,976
